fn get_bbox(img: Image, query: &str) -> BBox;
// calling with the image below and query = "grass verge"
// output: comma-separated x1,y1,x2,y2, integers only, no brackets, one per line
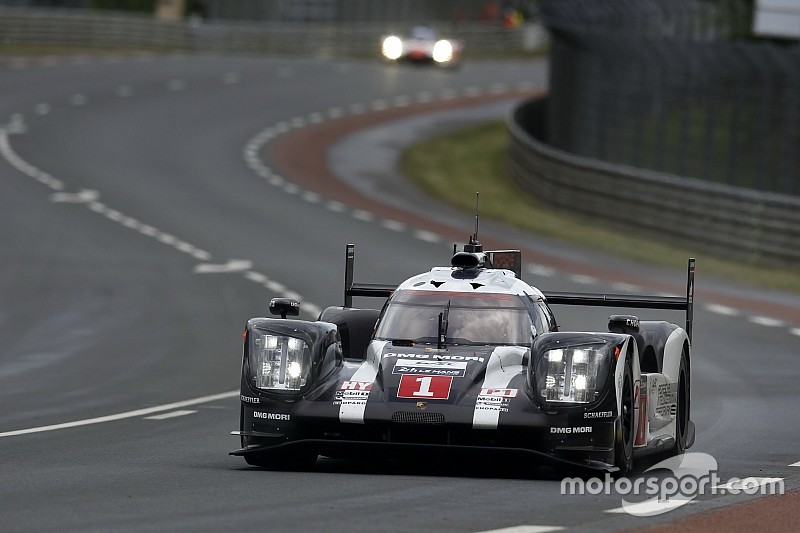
401,120,800,293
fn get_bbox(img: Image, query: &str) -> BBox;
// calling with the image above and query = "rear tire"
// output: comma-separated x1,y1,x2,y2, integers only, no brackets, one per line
613,357,634,476
671,355,690,455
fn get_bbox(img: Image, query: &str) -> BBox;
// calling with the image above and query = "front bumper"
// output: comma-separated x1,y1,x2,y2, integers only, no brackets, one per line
231,409,620,473
230,437,618,474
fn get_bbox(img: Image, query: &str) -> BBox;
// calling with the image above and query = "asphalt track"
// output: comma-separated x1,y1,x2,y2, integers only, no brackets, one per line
1,54,799,532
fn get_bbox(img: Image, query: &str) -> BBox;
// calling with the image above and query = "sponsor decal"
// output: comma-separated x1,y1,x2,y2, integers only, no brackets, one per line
474,389,517,414
240,395,260,404
624,317,640,329
657,383,677,406
383,353,485,363
333,381,373,406
392,359,468,378
584,411,613,419
253,412,290,421
340,381,373,391
655,382,678,419
479,388,518,398
397,375,452,400
551,426,593,434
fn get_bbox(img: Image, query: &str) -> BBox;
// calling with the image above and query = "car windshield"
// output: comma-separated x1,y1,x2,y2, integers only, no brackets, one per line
410,26,437,40
374,290,533,347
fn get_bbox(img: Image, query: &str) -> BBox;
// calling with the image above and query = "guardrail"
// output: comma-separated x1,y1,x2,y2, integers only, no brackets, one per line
0,8,546,57
508,99,800,266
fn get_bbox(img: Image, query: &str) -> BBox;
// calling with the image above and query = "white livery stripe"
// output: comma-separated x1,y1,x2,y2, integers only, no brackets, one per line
338,341,386,424
472,347,525,429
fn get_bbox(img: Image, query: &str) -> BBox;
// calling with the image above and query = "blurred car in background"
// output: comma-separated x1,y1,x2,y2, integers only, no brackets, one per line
380,25,463,67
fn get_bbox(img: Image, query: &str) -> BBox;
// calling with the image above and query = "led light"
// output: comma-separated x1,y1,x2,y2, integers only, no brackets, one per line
287,337,302,351
287,361,302,379
382,36,403,60
572,349,589,363
432,39,453,63
537,345,608,404
249,332,308,391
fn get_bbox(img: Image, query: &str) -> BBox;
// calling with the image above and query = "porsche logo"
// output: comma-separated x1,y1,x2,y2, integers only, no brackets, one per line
416,402,427,411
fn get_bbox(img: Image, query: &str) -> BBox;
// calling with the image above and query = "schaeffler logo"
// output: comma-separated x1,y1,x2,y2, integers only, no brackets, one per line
561,453,785,517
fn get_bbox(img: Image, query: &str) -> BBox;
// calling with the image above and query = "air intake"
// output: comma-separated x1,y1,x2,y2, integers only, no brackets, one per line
451,252,480,269
391,411,446,424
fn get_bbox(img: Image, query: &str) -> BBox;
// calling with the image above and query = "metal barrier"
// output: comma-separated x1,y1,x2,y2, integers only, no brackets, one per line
503,0,800,266
537,0,800,198
0,7,546,57
508,99,800,266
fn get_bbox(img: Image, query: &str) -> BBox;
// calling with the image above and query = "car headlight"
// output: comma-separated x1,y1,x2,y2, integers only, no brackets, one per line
249,332,310,391
535,343,611,404
382,36,403,60
432,40,453,63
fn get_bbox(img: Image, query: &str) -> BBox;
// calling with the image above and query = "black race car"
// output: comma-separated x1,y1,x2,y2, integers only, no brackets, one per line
231,236,695,475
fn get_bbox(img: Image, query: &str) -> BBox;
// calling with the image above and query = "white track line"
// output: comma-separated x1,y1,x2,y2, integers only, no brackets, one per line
144,410,197,420
0,391,237,438
474,526,564,533
749,316,784,327
706,303,739,316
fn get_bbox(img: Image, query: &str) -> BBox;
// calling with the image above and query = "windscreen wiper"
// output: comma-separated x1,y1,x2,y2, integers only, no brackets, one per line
437,300,451,350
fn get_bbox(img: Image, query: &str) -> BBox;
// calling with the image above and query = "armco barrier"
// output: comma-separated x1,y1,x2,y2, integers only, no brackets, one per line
0,8,546,57
508,98,800,266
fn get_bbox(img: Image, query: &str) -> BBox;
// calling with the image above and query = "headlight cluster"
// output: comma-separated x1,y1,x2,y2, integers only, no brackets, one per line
535,344,611,404
432,40,454,63
249,332,310,391
382,36,403,60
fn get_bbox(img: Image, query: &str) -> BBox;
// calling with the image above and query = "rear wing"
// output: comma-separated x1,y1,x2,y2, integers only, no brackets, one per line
342,243,695,341
544,257,695,341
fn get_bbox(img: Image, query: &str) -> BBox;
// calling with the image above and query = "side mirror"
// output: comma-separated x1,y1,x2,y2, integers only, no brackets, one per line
608,315,640,334
269,298,300,319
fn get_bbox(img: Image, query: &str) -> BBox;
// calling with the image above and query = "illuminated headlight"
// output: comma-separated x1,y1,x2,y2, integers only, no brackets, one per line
432,40,454,63
249,333,309,391
382,36,403,60
535,344,609,404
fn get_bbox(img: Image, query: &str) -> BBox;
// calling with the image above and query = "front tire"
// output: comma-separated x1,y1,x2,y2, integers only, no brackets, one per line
613,357,634,476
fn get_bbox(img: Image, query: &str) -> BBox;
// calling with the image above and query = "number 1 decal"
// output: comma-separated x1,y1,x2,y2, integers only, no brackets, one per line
413,376,435,397
397,375,453,400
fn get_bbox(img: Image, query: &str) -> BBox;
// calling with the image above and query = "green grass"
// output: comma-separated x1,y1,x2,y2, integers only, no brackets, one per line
401,120,800,292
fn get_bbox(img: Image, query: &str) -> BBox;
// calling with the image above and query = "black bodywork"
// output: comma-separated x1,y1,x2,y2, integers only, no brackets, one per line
231,244,695,473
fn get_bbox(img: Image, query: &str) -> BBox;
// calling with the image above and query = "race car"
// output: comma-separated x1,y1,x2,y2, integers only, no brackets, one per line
231,236,695,475
380,25,463,67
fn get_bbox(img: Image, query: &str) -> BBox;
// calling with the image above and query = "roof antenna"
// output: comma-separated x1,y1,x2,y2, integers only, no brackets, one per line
464,192,482,253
